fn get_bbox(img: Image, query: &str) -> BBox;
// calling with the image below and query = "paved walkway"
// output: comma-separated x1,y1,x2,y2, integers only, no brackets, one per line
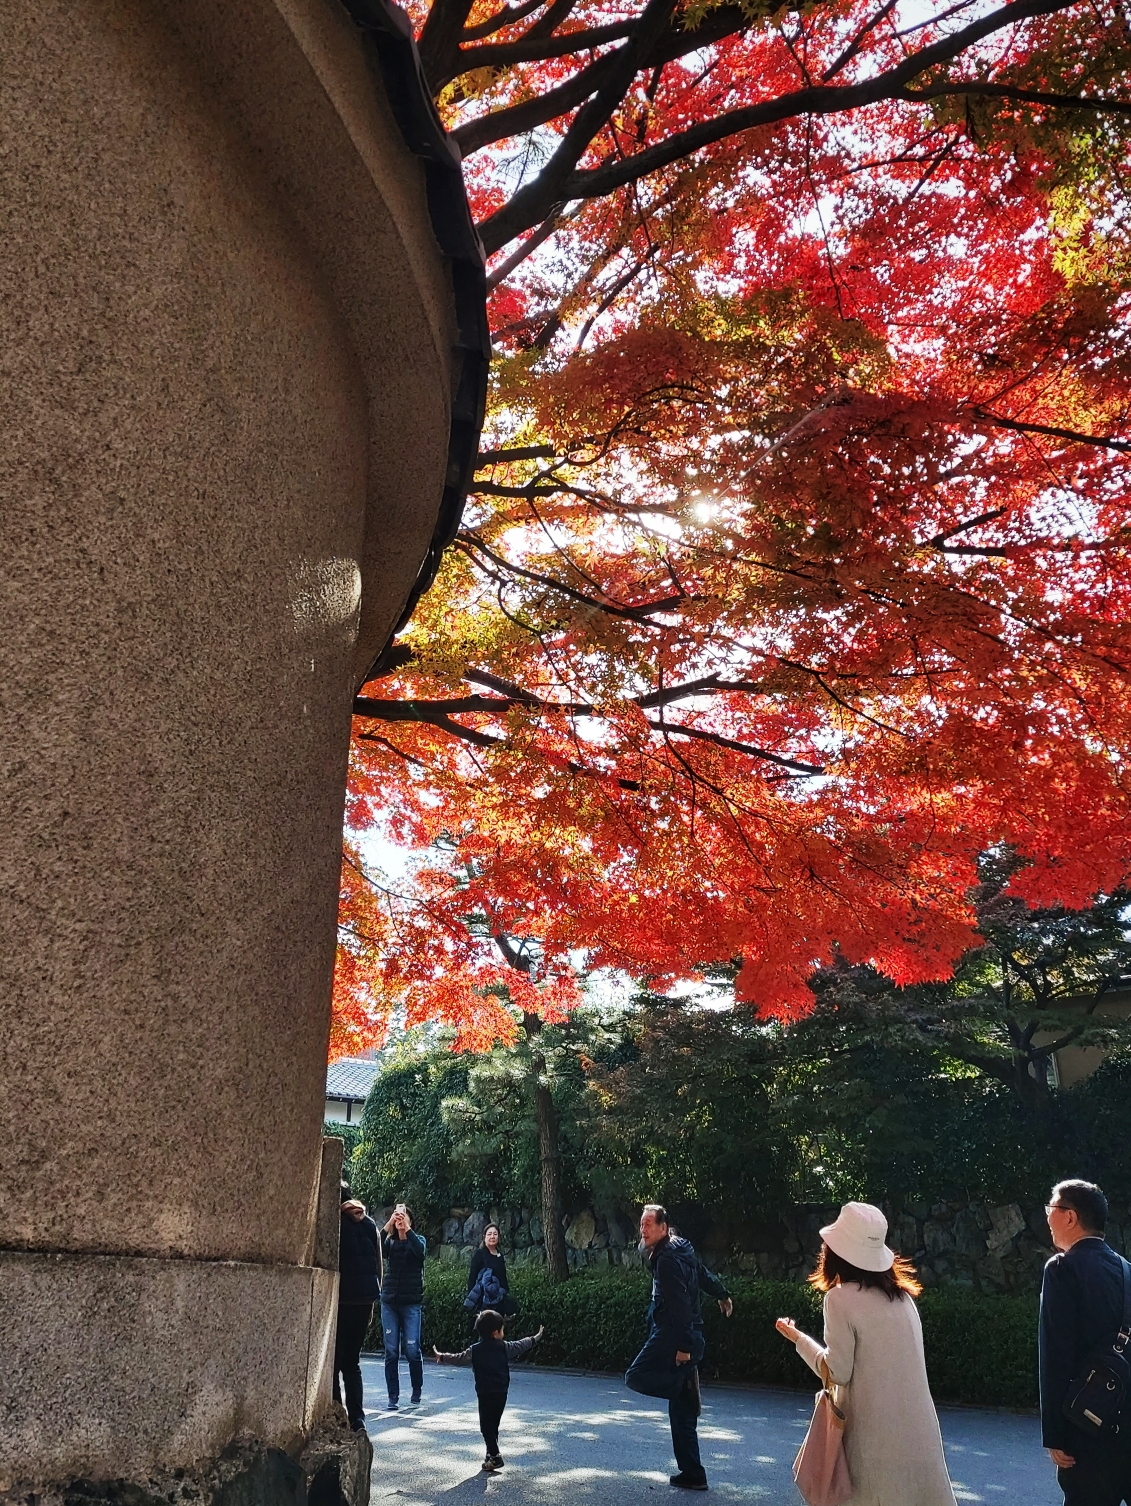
360,1358,1059,1506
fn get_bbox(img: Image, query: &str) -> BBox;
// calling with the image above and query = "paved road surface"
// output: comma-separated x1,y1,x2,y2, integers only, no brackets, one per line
360,1358,1059,1505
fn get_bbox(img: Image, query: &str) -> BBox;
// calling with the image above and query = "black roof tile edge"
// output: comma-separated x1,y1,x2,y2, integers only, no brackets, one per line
339,0,491,682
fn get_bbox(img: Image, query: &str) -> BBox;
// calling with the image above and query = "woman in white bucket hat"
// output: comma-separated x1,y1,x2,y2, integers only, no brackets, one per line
775,1202,956,1506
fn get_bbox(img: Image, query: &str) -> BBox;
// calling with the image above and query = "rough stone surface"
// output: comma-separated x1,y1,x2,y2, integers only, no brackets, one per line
0,1250,339,1484
312,1139,346,1271
298,1416,372,1506
1,0,459,1487
564,1210,596,1250
0,1425,371,1506
2,0,454,1270
462,1212,488,1247
986,1203,1027,1256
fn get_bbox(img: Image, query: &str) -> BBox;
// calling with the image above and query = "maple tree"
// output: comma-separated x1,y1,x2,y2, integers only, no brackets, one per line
333,0,1131,1236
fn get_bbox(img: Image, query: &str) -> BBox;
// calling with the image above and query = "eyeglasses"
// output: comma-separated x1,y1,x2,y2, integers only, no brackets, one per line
1046,1202,1068,1215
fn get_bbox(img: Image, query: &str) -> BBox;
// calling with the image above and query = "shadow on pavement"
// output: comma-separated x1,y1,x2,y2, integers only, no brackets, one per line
360,1356,1059,1506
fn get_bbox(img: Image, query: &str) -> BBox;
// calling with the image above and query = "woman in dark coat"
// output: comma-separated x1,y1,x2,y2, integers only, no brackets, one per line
335,1183,382,1431
466,1223,519,1321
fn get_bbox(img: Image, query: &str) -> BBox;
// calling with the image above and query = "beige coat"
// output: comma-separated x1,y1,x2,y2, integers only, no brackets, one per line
794,1283,956,1506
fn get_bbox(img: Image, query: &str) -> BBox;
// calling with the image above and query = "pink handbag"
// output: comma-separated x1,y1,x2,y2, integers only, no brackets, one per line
793,1358,852,1506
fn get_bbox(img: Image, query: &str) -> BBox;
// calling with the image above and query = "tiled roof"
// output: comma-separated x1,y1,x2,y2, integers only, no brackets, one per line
326,1057,382,1101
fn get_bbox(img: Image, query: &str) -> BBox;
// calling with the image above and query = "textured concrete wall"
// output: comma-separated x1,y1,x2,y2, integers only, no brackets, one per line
0,0,458,1486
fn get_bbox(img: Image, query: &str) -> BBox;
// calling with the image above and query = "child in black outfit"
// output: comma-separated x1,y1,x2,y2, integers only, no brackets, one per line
434,1309,544,1471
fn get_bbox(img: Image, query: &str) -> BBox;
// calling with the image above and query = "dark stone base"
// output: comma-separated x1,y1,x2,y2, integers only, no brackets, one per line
0,1420,371,1506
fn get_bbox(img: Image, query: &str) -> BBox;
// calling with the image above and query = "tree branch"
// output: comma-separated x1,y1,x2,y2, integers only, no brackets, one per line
454,18,635,71
458,533,687,620
479,0,679,250
353,699,505,748
487,208,570,288
452,5,755,151
899,81,1131,115
478,0,1084,250
972,408,1131,453
419,0,479,95
643,719,824,773
461,0,543,43
822,0,900,82
477,445,560,464
926,507,1007,546
455,52,619,154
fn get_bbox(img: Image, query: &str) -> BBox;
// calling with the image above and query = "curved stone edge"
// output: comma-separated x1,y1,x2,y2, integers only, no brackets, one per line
342,0,491,675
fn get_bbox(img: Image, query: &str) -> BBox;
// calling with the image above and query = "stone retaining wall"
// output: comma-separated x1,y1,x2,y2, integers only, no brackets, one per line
424,1200,1130,1294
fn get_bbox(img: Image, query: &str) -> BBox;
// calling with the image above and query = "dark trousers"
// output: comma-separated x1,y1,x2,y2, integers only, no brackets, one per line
333,1302,373,1428
1059,1450,1131,1505
668,1376,703,1482
625,1322,706,1482
477,1390,508,1458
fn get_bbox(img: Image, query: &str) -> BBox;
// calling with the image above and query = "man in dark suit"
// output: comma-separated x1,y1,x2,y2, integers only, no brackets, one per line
1040,1179,1131,1505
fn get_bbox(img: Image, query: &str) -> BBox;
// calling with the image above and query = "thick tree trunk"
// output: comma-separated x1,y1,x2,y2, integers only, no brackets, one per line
534,1073,570,1282
517,1005,569,1282
496,941,571,1283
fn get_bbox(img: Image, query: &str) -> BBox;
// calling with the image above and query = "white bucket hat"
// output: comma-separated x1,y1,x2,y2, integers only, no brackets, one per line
820,1202,895,1272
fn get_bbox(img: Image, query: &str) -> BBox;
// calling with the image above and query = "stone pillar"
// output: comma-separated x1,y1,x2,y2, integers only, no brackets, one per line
0,0,484,1493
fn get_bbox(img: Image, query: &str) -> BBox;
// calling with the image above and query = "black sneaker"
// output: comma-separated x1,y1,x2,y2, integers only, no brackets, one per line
491,1456,505,1470
410,1391,422,1404
482,1457,498,1473
670,1474,708,1491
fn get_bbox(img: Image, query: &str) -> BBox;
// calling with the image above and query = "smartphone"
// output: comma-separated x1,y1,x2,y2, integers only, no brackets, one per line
396,1203,406,1215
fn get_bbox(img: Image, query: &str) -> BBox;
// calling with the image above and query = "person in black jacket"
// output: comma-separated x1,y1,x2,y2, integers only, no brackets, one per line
625,1204,708,1491
435,1309,544,1471
1040,1179,1131,1505
335,1183,382,1431
466,1223,519,1324
381,1203,427,1408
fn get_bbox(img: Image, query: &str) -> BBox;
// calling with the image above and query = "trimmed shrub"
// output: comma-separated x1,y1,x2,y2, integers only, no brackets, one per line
917,1290,1038,1409
365,1264,1038,1409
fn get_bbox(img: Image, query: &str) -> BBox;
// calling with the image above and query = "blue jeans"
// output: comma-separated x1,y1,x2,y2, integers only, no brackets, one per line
381,1301,423,1402
625,1322,706,1481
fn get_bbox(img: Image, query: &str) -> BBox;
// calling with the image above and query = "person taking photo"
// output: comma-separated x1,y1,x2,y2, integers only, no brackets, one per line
380,1202,426,1409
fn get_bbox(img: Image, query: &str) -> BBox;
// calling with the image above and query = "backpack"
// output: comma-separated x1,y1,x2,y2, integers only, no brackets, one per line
1063,1257,1131,1446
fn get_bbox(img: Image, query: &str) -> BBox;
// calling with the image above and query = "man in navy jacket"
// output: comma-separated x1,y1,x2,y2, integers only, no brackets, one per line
1040,1179,1131,1505
626,1205,707,1491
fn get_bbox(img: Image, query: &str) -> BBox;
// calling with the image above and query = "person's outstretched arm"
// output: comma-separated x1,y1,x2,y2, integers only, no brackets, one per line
504,1326,544,1360
433,1345,472,1364
793,1290,856,1386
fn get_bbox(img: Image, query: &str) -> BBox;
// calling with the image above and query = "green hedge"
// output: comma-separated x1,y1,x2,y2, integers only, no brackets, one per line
366,1264,1038,1409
